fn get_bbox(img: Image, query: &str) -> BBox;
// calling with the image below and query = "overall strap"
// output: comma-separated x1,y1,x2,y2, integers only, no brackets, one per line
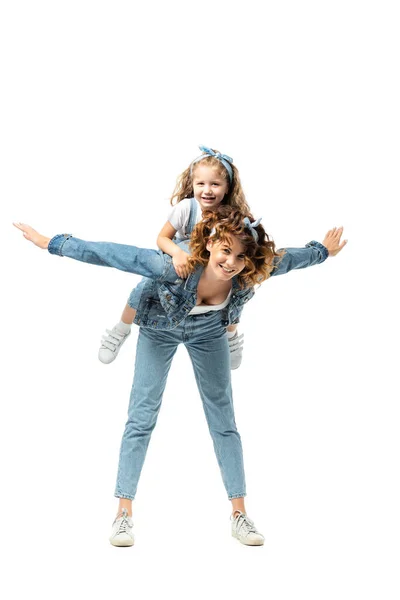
186,197,199,236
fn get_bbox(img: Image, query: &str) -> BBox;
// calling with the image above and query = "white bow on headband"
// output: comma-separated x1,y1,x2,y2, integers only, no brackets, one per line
243,217,262,242
210,217,262,242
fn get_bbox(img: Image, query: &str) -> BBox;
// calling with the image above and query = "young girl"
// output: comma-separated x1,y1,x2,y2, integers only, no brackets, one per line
14,209,346,547
99,146,249,369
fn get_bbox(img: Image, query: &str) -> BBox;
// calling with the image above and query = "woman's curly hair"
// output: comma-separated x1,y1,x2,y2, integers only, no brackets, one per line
187,206,284,288
170,149,250,213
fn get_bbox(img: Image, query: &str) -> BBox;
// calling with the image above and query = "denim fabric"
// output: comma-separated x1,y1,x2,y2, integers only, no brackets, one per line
114,311,246,500
185,197,198,236
48,235,254,328
127,277,153,311
48,235,328,330
47,233,329,501
127,197,198,310
48,234,167,278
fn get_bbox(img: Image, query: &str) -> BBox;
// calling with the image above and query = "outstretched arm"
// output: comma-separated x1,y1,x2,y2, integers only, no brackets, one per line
321,227,347,256
13,223,50,249
13,223,166,280
272,227,347,276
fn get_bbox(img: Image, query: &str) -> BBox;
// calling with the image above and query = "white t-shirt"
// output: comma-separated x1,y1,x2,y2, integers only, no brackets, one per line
167,198,202,242
189,290,232,315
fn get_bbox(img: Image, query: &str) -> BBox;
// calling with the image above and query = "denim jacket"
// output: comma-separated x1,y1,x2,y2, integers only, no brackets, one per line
48,235,329,330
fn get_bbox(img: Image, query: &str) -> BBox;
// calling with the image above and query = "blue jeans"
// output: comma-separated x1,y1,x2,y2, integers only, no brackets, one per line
115,311,246,500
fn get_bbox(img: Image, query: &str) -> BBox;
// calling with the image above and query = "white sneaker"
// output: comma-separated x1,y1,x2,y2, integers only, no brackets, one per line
228,332,244,370
98,325,131,364
109,508,134,547
231,511,264,546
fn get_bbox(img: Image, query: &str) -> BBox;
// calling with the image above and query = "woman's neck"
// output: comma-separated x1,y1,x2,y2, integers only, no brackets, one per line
195,264,232,306
200,264,232,290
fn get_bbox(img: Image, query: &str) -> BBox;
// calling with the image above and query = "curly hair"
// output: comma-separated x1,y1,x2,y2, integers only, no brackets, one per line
170,149,250,213
187,206,284,288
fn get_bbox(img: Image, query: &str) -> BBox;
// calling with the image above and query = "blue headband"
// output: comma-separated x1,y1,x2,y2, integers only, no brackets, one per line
191,145,234,183
210,217,262,243
243,217,262,242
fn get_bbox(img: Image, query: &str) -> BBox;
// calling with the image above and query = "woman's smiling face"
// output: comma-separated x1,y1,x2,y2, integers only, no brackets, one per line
206,235,247,281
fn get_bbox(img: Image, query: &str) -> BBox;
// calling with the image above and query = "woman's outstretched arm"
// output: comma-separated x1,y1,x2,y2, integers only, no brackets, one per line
272,227,347,276
13,223,50,248
13,223,166,280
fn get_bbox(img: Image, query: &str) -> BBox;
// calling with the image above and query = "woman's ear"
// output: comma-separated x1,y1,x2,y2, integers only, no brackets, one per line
206,239,213,252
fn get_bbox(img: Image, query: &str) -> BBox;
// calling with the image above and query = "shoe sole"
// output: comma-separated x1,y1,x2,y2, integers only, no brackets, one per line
232,532,264,546
231,363,242,370
110,537,134,547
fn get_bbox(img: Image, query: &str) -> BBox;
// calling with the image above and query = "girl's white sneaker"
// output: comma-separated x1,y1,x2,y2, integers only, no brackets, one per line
98,325,131,364
231,511,264,546
109,508,134,547
228,332,244,370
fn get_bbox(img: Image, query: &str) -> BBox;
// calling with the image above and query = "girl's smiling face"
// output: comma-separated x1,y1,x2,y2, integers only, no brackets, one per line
206,235,246,281
192,164,229,212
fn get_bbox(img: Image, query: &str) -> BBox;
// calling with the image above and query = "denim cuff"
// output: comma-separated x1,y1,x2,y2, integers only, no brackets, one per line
305,240,329,261
48,234,73,256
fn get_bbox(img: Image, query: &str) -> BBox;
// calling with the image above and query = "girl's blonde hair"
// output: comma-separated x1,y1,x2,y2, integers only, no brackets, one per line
187,206,284,288
170,149,250,213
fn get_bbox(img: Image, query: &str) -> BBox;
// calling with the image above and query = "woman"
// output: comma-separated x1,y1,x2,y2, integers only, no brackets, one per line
13,207,346,546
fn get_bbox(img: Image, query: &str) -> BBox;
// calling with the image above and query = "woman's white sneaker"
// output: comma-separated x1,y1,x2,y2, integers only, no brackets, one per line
98,324,131,364
109,508,134,547
231,511,264,546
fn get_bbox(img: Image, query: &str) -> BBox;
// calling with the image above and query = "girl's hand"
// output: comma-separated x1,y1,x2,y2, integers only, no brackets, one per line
322,227,347,257
13,222,51,249
172,249,190,278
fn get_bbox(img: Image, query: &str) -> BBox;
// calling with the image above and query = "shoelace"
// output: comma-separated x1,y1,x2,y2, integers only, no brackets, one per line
115,512,132,534
235,513,258,536
117,517,130,534
100,329,126,352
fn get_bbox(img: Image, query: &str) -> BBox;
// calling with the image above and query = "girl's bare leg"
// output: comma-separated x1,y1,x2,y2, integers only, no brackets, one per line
121,304,136,325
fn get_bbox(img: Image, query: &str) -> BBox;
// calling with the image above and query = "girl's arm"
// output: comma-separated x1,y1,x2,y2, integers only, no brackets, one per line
13,223,166,280
157,220,190,278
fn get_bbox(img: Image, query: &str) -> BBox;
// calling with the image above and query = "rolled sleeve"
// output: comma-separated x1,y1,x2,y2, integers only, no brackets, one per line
272,241,329,277
48,234,73,256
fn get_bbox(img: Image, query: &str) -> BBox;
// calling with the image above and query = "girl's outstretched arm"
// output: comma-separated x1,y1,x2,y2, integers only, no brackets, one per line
13,222,166,280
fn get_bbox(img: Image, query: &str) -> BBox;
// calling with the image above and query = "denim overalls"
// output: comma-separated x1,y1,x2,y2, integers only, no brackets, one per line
48,233,328,500
127,197,199,313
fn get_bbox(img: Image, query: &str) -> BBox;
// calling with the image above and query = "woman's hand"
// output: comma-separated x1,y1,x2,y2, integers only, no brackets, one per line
322,227,347,257
13,222,51,249
172,249,191,278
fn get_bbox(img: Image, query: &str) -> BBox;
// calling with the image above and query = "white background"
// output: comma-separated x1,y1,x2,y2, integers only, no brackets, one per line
1,1,399,598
